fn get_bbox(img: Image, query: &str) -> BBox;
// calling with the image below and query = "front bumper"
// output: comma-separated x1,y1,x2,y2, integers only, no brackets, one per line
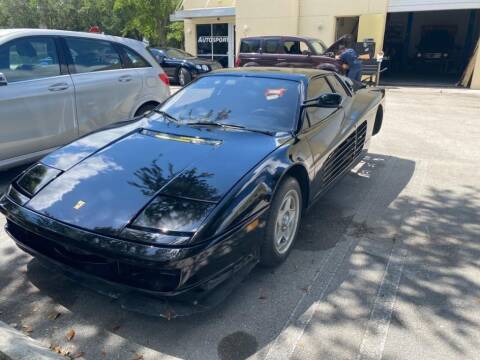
0,194,265,315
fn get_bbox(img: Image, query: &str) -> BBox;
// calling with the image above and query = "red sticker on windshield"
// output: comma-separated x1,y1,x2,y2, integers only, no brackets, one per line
265,88,287,101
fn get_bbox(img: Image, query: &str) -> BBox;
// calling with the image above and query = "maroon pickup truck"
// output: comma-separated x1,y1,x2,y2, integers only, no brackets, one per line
235,36,341,72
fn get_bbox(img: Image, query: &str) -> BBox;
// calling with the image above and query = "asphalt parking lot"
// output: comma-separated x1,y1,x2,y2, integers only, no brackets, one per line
1,87,479,360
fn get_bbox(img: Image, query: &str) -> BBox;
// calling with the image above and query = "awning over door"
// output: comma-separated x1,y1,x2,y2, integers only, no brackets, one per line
170,7,235,21
388,0,480,12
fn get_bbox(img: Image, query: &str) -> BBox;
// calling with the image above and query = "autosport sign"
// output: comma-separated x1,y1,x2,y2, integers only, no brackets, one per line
198,36,228,44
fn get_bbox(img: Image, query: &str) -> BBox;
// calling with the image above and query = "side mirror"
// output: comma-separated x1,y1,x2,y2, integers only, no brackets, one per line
0,72,7,86
302,93,342,109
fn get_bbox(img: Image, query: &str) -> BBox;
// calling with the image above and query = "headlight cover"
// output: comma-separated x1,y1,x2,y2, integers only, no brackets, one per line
195,64,210,72
16,163,61,197
130,195,215,234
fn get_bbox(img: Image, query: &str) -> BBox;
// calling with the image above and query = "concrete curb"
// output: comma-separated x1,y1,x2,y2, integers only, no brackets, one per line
0,321,64,360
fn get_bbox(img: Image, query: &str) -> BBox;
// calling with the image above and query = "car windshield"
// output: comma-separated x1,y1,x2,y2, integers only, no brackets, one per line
160,75,301,133
309,40,327,54
166,48,194,59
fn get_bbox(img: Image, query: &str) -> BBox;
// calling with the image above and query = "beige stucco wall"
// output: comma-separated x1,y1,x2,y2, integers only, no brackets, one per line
182,0,388,55
237,0,388,53
182,0,236,9
358,13,387,51
236,0,300,49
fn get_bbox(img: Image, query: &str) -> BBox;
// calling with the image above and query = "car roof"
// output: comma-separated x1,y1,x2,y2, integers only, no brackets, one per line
208,67,331,82
0,28,146,49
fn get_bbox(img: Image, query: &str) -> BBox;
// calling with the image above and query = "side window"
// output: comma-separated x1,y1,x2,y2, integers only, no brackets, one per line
306,77,336,126
123,46,151,68
0,37,60,83
240,39,261,53
307,77,332,99
264,39,282,54
327,75,349,97
65,38,121,74
283,40,309,55
300,41,310,54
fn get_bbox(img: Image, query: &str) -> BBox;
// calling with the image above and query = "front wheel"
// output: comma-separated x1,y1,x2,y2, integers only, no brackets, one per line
260,177,302,267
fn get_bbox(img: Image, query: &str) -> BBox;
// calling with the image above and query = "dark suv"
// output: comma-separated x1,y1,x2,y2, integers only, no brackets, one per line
236,36,340,72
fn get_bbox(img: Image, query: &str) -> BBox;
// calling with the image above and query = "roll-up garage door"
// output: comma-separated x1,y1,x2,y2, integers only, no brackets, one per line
388,0,480,13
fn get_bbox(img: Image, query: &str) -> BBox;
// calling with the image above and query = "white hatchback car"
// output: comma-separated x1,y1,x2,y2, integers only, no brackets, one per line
0,29,170,170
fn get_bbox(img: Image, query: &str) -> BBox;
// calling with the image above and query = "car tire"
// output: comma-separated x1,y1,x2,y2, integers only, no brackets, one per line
134,102,158,117
260,177,303,267
178,67,192,86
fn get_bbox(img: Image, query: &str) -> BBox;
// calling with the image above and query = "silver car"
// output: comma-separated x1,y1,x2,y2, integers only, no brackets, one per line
0,29,170,170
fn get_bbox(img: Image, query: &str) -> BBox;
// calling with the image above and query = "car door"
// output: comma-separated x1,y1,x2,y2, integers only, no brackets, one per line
297,76,346,197
257,38,286,67
282,39,314,68
0,36,76,165
64,37,142,135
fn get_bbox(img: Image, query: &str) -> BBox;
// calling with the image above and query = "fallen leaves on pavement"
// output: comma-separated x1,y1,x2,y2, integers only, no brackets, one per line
21,324,33,333
50,344,71,357
65,329,76,341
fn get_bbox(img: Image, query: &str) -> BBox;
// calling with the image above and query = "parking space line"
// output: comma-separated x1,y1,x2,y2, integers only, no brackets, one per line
264,236,356,360
356,160,429,360
356,244,408,360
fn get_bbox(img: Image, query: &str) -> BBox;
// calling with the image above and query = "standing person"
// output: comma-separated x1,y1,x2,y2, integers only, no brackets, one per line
336,35,362,82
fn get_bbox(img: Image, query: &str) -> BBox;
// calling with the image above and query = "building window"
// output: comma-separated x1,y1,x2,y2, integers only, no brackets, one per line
196,23,229,67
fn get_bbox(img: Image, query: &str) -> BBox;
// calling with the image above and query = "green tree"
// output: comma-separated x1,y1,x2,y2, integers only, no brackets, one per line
0,0,184,48
113,0,181,46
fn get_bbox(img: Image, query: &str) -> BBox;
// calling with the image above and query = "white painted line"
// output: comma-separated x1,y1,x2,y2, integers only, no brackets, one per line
356,244,408,360
356,160,428,360
264,237,356,360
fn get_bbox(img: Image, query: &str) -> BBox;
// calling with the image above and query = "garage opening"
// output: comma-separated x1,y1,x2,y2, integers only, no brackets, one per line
335,17,359,41
382,9,480,87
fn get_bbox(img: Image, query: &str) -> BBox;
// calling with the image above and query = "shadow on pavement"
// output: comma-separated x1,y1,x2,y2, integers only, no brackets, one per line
2,153,476,359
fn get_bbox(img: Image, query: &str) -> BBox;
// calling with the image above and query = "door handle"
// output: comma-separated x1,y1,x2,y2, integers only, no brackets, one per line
48,83,69,91
118,75,133,83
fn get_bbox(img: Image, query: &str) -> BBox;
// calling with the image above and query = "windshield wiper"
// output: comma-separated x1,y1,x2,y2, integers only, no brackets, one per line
152,109,179,123
187,121,274,136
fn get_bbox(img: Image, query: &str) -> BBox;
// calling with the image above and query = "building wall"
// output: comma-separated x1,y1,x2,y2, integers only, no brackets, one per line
237,0,388,53
182,0,236,9
236,0,300,42
180,0,479,87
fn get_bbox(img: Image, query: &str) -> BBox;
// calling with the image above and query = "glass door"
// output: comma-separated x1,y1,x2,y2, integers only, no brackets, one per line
196,23,233,68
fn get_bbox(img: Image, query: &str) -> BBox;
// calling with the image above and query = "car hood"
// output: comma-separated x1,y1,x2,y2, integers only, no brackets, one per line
25,118,288,237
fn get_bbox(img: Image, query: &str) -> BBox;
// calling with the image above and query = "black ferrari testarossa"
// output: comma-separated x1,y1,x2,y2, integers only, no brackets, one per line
1,68,384,315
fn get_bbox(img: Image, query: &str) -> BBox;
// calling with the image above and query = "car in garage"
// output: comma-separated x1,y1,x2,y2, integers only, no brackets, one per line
0,29,170,171
0,68,384,315
149,47,222,86
415,26,457,73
